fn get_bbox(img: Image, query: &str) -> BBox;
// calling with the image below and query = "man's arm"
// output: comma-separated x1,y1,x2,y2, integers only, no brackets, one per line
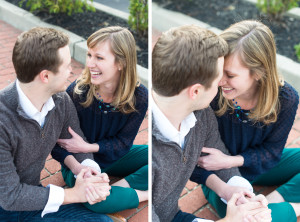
52,93,94,169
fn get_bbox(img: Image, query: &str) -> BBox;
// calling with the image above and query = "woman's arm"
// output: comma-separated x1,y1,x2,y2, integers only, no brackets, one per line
61,85,148,163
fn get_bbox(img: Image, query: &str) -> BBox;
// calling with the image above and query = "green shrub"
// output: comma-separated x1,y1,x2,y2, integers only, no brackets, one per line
256,0,298,19
128,0,148,36
295,43,300,62
19,0,95,16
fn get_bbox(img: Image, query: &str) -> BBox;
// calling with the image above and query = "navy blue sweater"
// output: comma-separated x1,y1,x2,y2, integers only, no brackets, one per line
52,81,148,169
210,82,299,181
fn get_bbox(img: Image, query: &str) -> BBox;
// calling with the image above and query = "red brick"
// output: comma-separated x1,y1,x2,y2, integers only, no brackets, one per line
185,180,198,190
128,206,148,222
297,103,300,116
286,130,300,146
195,207,219,220
134,130,148,145
40,169,50,180
179,186,207,214
0,81,12,89
286,143,300,148
253,185,264,193
293,119,300,132
137,201,148,209
45,159,61,174
181,188,188,197
259,185,278,196
152,28,162,50
139,118,148,132
118,208,137,219
41,172,66,187
46,154,52,161
0,68,15,76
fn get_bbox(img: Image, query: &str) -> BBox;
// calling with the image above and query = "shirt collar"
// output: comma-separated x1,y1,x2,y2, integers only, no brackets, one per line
151,94,196,148
16,79,55,121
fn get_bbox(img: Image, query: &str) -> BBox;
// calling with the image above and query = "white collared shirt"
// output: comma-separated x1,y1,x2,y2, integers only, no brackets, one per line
16,80,63,216
151,94,196,148
16,80,55,127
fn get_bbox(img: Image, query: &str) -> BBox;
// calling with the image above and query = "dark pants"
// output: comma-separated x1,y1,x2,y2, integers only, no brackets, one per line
0,203,112,222
172,210,197,222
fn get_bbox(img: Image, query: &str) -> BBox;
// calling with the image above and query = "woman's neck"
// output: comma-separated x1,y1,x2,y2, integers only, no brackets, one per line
96,82,118,103
234,87,259,110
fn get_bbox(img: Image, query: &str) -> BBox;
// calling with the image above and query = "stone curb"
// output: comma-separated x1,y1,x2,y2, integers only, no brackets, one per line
152,2,300,93
89,0,129,21
0,0,148,87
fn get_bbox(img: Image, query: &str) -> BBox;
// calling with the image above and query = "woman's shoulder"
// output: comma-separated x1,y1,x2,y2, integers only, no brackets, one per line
279,81,299,110
135,83,148,106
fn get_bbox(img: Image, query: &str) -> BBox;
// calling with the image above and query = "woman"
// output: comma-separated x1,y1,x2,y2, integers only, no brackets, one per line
192,20,300,222
52,26,148,214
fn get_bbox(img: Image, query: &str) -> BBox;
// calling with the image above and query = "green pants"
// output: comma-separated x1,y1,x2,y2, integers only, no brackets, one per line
202,148,300,222
62,144,148,214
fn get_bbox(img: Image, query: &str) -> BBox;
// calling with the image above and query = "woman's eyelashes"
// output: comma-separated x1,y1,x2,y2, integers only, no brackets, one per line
86,53,103,61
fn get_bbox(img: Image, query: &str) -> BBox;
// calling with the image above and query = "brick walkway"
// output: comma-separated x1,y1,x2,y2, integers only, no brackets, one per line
152,28,300,221
0,20,148,221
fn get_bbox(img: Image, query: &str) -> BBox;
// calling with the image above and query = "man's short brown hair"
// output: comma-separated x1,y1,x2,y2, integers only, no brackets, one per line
152,25,228,97
12,27,69,83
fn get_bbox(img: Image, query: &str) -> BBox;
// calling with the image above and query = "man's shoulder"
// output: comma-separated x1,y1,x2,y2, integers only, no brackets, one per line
193,106,215,122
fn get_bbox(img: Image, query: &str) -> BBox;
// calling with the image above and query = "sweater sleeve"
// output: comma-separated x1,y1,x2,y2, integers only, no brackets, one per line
95,86,148,162
240,86,299,178
51,92,94,164
0,123,49,211
190,107,241,185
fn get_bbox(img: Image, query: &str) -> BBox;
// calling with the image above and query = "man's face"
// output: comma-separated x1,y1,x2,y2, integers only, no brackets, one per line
196,57,224,109
49,45,72,93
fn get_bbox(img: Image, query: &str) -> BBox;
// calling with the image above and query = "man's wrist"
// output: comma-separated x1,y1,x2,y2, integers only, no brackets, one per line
89,143,99,152
63,188,80,204
227,155,244,168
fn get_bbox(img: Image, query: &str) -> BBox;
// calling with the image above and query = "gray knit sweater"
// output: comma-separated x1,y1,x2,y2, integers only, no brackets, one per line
152,107,241,222
0,82,93,211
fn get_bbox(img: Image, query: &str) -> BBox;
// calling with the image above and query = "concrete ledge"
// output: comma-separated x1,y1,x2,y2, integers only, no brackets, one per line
152,2,300,93
152,3,210,32
277,54,300,92
0,0,148,87
89,0,129,21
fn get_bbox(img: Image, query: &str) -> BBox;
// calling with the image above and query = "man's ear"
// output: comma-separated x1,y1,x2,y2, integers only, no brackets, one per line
39,70,50,83
188,83,204,100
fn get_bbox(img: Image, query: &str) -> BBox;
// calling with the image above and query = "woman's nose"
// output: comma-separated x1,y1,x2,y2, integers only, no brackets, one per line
218,76,227,86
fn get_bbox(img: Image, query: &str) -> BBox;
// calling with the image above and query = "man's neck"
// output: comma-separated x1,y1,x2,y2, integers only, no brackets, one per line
18,81,51,112
152,90,192,131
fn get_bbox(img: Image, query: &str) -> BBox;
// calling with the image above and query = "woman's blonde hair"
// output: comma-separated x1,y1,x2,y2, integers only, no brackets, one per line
217,20,283,124
75,26,138,114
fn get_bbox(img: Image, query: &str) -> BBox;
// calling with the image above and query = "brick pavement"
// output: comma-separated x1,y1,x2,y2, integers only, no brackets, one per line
152,28,300,221
0,20,148,222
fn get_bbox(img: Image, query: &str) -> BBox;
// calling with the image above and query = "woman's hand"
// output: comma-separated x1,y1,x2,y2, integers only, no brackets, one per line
222,192,271,222
57,127,99,153
197,147,232,170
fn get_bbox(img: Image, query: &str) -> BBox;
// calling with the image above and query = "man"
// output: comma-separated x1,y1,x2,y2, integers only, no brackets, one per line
0,27,112,221
152,25,271,222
